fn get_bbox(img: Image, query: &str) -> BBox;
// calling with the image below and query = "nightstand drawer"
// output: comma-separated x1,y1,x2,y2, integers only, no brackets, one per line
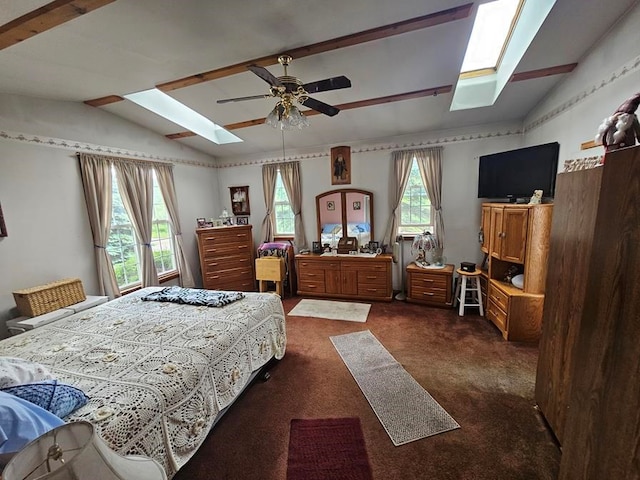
487,299,507,332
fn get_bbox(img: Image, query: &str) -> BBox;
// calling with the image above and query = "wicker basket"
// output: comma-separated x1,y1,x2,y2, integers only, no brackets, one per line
13,278,86,317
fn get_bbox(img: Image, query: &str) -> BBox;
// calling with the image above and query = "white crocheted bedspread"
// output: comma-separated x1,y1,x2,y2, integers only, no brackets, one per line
0,288,286,478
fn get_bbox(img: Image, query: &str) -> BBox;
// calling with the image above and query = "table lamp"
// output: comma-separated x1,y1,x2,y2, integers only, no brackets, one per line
3,421,166,480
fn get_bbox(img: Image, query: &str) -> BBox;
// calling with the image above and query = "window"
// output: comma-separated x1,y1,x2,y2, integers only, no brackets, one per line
107,170,176,289
398,158,433,235
273,170,294,236
460,0,521,75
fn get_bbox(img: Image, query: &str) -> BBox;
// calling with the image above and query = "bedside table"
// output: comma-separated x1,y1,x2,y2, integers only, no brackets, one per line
406,263,454,308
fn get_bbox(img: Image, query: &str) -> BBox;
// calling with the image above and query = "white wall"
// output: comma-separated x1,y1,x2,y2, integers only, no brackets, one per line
523,2,640,159
0,93,220,338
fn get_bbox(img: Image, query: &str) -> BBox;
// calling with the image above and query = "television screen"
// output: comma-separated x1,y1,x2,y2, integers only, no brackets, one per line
477,142,559,200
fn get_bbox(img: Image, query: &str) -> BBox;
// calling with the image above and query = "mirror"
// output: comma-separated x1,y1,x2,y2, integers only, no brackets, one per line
316,189,374,249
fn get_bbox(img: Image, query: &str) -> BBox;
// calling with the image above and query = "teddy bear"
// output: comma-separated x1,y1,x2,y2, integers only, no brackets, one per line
528,190,543,205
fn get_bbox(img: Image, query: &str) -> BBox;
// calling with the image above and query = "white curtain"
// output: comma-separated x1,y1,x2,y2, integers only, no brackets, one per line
78,153,120,298
279,161,307,249
113,160,159,287
154,164,195,287
260,164,278,243
416,147,445,248
383,151,413,246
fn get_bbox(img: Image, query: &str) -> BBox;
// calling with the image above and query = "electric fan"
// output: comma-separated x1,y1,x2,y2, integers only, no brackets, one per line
411,231,444,268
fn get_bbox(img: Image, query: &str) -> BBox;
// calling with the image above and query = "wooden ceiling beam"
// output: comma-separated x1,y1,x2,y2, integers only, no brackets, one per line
0,0,117,51
510,63,578,82
85,4,472,107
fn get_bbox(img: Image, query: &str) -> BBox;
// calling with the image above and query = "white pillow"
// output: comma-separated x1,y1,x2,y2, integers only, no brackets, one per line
0,357,54,389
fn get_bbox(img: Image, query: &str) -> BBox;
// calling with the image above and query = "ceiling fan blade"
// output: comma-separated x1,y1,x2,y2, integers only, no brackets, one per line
217,94,270,104
300,97,340,117
303,76,352,94
247,64,283,87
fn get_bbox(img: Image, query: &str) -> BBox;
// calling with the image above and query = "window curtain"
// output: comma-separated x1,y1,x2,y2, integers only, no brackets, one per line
155,164,195,287
279,161,307,249
77,153,120,298
383,151,414,246
260,163,278,243
416,146,445,248
113,160,159,287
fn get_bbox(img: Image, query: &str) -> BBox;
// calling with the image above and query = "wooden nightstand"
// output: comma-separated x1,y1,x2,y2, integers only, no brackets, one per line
406,263,454,308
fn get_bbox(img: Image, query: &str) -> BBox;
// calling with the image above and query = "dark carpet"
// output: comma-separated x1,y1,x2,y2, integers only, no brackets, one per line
174,297,560,480
286,417,372,480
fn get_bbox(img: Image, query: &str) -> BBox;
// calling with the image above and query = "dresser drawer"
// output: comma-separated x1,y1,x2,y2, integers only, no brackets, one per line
341,261,388,273
488,283,509,312
299,269,325,282
298,260,340,270
356,269,388,286
204,267,253,285
410,286,448,304
357,284,389,298
486,299,507,332
298,280,326,293
202,253,252,273
200,242,251,257
199,228,251,244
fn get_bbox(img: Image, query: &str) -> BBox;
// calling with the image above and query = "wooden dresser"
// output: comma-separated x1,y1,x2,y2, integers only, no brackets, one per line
406,263,453,307
295,254,392,301
196,225,255,291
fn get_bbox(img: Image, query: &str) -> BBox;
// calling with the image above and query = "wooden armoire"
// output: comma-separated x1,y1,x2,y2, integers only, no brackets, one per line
534,145,640,479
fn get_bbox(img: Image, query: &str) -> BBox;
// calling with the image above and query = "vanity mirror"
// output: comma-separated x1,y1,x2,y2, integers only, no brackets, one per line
316,189,373,249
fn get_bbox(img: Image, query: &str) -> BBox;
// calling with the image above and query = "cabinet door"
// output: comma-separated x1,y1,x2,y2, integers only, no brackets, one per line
341,270,358,295
501,208,528,263
481,205,491,253
325,269,341,294
489,207,503,259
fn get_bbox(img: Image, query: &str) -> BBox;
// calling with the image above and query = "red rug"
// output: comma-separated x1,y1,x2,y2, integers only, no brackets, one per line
287,417,373,480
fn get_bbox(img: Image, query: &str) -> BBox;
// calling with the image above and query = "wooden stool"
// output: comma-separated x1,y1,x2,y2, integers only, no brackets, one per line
454,268,484,317
255,257,285,296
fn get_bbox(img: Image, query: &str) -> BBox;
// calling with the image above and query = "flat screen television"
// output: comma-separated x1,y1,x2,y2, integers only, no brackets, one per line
477,142,560,201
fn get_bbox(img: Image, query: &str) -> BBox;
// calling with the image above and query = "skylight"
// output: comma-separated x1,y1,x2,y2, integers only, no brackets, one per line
124,89,242,145
460,0,521,74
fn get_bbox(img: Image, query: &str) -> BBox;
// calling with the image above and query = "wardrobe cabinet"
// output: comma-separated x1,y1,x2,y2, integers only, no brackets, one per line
196,225,255,291
481,203,553,341
295,254,392,301
535,145,640,479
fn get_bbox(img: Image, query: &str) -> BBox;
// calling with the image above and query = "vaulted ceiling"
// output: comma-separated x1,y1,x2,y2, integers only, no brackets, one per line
0,0,636,160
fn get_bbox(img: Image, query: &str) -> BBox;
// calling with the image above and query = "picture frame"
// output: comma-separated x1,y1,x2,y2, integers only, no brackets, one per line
213,219,224,227
353,201,361,210
196,217,207,228
331,145,351,185
368,241,379,252
0,203,6,237
236,216,249,225
327,200,335,211
230,186,250,215
312,241,322,254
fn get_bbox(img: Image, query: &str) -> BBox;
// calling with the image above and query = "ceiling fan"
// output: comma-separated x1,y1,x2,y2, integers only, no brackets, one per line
217,55,351,119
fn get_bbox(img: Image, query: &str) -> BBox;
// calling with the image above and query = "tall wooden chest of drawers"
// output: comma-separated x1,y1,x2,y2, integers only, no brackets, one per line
196,225,255,291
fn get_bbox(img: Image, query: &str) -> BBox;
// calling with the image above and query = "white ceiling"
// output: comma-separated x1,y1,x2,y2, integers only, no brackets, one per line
0,0,636,160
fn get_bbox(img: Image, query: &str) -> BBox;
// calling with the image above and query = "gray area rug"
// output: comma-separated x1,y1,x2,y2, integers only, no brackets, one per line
289,299,370,322
331,330,460,445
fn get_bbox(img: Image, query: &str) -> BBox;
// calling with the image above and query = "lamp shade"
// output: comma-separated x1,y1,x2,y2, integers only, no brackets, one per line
3,421,166,480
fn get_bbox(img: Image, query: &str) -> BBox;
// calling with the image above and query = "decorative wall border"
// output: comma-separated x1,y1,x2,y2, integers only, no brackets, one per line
0,130,217,168
525,53,640,133
215,128,524,168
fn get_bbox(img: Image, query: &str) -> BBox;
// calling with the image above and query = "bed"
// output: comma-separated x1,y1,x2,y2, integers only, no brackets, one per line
0,287,286,478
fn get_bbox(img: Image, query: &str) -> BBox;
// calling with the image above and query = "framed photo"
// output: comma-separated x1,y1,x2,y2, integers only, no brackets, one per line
213,219,224,227
312,241,322,254
230,186,250,215
0,203,6,237
236,216,249,225
331,145,351,185
196,217,207,228
326,200,335,211
368,241,379,251
353,201,361,210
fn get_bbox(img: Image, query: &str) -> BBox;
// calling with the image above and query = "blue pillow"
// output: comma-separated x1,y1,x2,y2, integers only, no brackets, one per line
0,391,64,461
1,380,88,418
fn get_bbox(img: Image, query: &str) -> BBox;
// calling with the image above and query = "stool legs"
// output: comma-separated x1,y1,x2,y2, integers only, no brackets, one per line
474,277,484,316
456,274,483,316
458,276,468,316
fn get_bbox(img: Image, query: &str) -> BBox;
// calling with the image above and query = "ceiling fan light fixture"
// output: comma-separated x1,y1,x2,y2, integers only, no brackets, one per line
266,101,309,130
